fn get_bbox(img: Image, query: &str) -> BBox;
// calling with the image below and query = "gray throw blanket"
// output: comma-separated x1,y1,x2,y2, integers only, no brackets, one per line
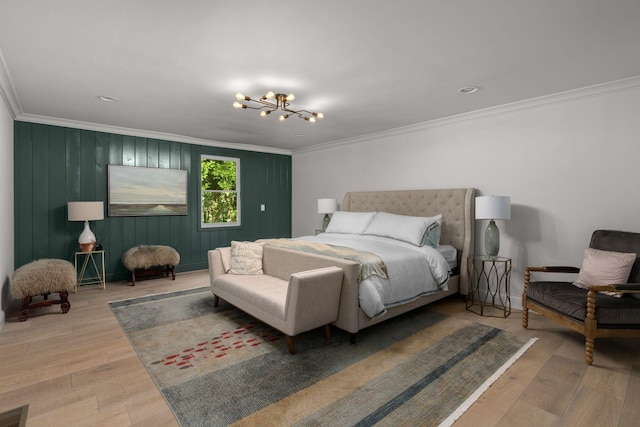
258,238,388,282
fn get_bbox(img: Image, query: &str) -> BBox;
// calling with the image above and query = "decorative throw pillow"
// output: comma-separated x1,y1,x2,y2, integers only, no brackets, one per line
325,211,376,234
230,241,265,275
573,247,636,297
363,212,441,247
421,219,442,247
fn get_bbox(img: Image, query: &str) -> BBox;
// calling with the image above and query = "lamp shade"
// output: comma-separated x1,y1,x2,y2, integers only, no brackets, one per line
475,196,511,220
68,201,104,221
68,201,104,251
317,198,337,214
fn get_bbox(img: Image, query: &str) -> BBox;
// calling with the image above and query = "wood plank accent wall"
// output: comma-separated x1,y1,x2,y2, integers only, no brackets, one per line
14,121,292,281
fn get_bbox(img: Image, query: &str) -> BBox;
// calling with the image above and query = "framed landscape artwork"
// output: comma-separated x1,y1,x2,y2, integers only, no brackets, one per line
108,165,188,217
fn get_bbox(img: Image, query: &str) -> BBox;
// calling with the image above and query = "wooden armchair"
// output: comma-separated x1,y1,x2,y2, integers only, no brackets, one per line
522,230,640,364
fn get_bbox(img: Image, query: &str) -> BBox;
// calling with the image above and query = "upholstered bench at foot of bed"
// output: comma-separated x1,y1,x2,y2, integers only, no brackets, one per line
122,245,180,286
212,266,344,354
11,259,77,321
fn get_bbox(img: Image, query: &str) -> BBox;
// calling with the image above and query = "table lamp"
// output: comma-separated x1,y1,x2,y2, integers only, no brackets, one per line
475,195,511,257
317,198,337,232
68,201,104,252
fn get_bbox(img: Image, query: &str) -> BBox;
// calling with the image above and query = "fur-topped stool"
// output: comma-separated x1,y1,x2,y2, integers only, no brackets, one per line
11,259,77,321
122,245,180,285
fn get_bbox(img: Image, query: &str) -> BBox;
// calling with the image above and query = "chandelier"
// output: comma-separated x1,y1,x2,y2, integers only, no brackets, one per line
233,91,324,122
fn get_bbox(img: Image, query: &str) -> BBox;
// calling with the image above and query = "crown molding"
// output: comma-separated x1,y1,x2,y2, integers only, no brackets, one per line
15,113,292,155
0,49,22,118
0,48,290,155
293,75,640,155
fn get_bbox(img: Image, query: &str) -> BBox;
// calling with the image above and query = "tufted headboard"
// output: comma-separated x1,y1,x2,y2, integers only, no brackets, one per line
343,188,475,293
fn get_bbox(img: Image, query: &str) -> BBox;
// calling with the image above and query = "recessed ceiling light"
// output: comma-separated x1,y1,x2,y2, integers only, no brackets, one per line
458,86,479,94
98,95,120,102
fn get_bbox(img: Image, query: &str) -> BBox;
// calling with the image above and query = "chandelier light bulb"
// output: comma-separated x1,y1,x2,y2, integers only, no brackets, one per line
235,93,246,100
279,114,289,121
286,94,295,101
313,112,324,119
260,110,271,117
265,91,275,99
232,101,242,108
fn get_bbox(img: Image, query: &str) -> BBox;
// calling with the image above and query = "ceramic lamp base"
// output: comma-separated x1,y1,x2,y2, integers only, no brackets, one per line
78,220,96,252
79,242,95,252
322,214,331,232
484,220,500,257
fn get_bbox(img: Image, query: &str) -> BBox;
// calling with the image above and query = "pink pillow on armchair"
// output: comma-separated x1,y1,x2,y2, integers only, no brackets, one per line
574,247,636,297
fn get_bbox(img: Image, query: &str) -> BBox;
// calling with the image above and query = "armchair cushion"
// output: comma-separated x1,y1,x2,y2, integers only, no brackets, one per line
528,281,640,325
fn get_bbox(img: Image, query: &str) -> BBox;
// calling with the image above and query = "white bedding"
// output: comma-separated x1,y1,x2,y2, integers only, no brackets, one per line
296,233,451,318
437,244,458,270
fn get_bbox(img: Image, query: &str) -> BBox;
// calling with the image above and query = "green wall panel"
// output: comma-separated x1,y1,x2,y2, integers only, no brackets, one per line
14,121,292,282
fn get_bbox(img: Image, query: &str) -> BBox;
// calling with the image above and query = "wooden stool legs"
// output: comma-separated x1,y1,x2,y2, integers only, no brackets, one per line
18,291,71,321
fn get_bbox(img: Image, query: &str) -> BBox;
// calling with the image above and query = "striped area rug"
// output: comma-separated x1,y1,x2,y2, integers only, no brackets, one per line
110,287,536,427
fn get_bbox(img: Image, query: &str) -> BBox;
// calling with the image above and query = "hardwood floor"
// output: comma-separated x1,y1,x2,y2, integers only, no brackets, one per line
1,270,639,426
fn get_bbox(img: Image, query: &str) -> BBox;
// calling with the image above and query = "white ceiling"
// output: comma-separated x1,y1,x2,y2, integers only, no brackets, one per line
2,0,640,152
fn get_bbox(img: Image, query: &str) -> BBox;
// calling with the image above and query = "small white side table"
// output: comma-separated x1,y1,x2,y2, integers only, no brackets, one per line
74,250,106,293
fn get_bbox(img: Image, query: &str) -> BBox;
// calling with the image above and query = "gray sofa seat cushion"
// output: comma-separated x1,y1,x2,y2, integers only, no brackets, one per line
527,281,640,326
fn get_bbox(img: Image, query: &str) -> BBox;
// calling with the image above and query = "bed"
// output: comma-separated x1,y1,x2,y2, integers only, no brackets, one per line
290,188,475,337
209,188,475,341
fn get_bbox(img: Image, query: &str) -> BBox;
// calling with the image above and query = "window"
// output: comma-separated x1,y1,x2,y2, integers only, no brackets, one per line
201,155,240,227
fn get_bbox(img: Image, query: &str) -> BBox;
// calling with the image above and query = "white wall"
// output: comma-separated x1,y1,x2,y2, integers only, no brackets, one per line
0,94,14,330
292,81,640,309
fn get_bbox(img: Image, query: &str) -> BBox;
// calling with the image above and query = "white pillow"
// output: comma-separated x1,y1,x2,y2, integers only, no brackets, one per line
230,241,265,275
363,212,442,246
325,211,376,234
573,247,636,297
